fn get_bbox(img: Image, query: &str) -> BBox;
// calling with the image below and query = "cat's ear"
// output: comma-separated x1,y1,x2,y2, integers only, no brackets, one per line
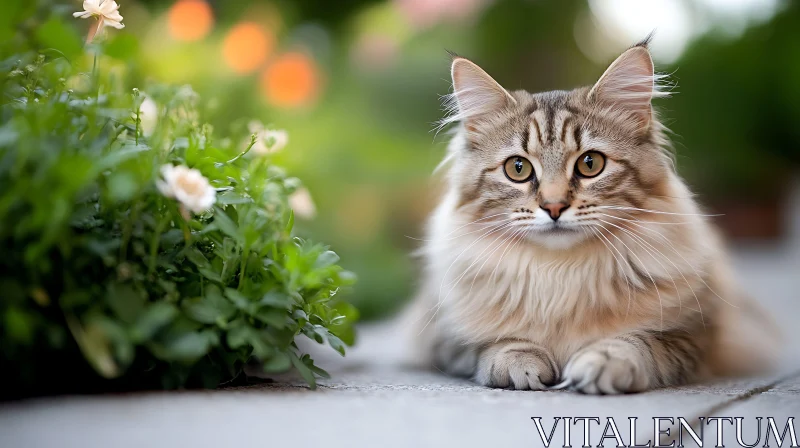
449,57,516,126
589,42,663,129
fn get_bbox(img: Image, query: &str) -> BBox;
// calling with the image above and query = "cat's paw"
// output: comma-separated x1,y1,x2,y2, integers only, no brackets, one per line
558,340,650,394
474,341,558,390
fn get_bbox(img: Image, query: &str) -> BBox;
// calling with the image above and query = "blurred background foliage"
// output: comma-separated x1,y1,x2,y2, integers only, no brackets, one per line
5,0,798,320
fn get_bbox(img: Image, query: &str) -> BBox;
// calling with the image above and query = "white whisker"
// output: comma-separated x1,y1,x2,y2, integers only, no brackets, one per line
595,222,664,331
600,213,737,310
597,205,721,217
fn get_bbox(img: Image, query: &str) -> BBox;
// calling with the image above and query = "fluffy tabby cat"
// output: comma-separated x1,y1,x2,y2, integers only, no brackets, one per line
410,38,779,394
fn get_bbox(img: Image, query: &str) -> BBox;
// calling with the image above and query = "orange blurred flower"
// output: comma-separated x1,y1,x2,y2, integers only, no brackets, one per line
168,0,214,42
223,22,274,74
260,52,320,108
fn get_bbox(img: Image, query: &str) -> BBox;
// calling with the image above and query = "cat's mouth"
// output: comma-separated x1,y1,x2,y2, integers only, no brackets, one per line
533,222,580,234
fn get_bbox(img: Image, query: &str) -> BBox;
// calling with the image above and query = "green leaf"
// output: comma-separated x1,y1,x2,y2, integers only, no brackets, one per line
289,352,316,389
95,144,149,172
224,288,251,310
327,333,346,356
183,286,236,325
212,207,242,243
313,251,340,270
103,33,139,60
4,307,34,344
260,290,290,308
307,362,331,379
226,324,250,349
284,209,294,233
131,302,178,342
184,247,210,268
217,191,252,205
108,172,138,202
197,267,222,283
159,332,215,362
254,309,287,329
35,17,83,60
263,351,291,373
65,314,121,379
106,283,145,324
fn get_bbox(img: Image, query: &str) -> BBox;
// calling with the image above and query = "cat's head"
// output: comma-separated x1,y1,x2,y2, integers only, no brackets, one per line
442,39,676,250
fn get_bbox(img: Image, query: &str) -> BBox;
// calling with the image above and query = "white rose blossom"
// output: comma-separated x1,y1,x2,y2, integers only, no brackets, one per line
247,121,289,155
288,187,316,219
73,1,125,31
156,165,216,214
137,95,158,137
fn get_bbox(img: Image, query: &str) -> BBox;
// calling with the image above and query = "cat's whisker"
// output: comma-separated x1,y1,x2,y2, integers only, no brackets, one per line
442,213,513,238
600,214,738,310
464,226,524,300
596,206,722,218
432,225,521,334
421,221,514,335
437,221,512,295
405,219,511,242
445,223,514,286
597,218,697,326
611,222,707,329
594,222,665,332
488,227,528,285
443,224,519,297
593,212,696,225
587,226,634,318
407,213,513,242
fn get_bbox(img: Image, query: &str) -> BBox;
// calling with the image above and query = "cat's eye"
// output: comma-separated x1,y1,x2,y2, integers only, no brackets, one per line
503,156,534,183
575,151,606,178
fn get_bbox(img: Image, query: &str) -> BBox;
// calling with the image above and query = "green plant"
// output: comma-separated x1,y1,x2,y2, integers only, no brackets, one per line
0,19,356,398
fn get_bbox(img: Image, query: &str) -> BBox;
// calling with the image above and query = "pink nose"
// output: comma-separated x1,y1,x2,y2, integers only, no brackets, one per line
540,202,569,220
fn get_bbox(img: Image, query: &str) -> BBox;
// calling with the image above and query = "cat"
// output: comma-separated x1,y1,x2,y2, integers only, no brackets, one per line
409,37,781,394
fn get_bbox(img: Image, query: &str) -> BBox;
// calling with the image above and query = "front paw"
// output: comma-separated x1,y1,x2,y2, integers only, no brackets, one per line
474,341,558,390
558,340,651,394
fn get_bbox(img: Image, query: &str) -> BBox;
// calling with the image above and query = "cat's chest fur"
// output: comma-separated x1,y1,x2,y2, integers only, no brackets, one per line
424,197,686,364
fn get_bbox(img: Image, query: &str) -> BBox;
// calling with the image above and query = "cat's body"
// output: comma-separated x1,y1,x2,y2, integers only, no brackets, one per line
410,40,779,394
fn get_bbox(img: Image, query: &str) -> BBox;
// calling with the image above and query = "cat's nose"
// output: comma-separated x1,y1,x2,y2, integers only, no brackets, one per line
540,201,570,221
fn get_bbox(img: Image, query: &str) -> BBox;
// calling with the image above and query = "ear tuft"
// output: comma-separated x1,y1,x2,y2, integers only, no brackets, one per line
589,43,667,129
440,57,515,131
632,30,655,50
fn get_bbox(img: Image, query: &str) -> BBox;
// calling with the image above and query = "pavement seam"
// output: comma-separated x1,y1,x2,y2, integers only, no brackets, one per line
639,371,800,446
697,370,800,417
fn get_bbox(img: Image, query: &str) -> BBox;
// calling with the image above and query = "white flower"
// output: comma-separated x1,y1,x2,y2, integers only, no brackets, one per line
157,165,216,214
288,187,316,219
73,0,125,30
247,121,288,155
138,96,158,137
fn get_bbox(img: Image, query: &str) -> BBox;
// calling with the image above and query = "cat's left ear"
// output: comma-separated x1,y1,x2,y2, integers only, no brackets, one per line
449,57,516,126
589,42,662,129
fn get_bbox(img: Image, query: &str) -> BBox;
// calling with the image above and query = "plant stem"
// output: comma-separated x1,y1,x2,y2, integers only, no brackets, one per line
225,136,257,165
148,216,168,276
238,249,248,289
119,203,141,261
135,103,140,145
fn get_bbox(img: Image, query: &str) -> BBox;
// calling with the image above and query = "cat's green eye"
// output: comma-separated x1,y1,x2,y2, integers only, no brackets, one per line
503,157,534,183
575,151,606,178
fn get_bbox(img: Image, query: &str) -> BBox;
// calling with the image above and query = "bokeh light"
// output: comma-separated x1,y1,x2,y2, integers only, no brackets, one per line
260,52,320,108
168,0,214,42
222,22,274,74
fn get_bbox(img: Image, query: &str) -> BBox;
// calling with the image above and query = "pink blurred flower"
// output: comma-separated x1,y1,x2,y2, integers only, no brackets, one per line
394,0,491,29
351,33,400,73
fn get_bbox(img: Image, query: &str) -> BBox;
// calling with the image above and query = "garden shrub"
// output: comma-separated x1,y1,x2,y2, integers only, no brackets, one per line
0,8,356,398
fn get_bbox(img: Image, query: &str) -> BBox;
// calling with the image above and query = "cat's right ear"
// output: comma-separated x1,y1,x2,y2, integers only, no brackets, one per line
449,57,516,127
